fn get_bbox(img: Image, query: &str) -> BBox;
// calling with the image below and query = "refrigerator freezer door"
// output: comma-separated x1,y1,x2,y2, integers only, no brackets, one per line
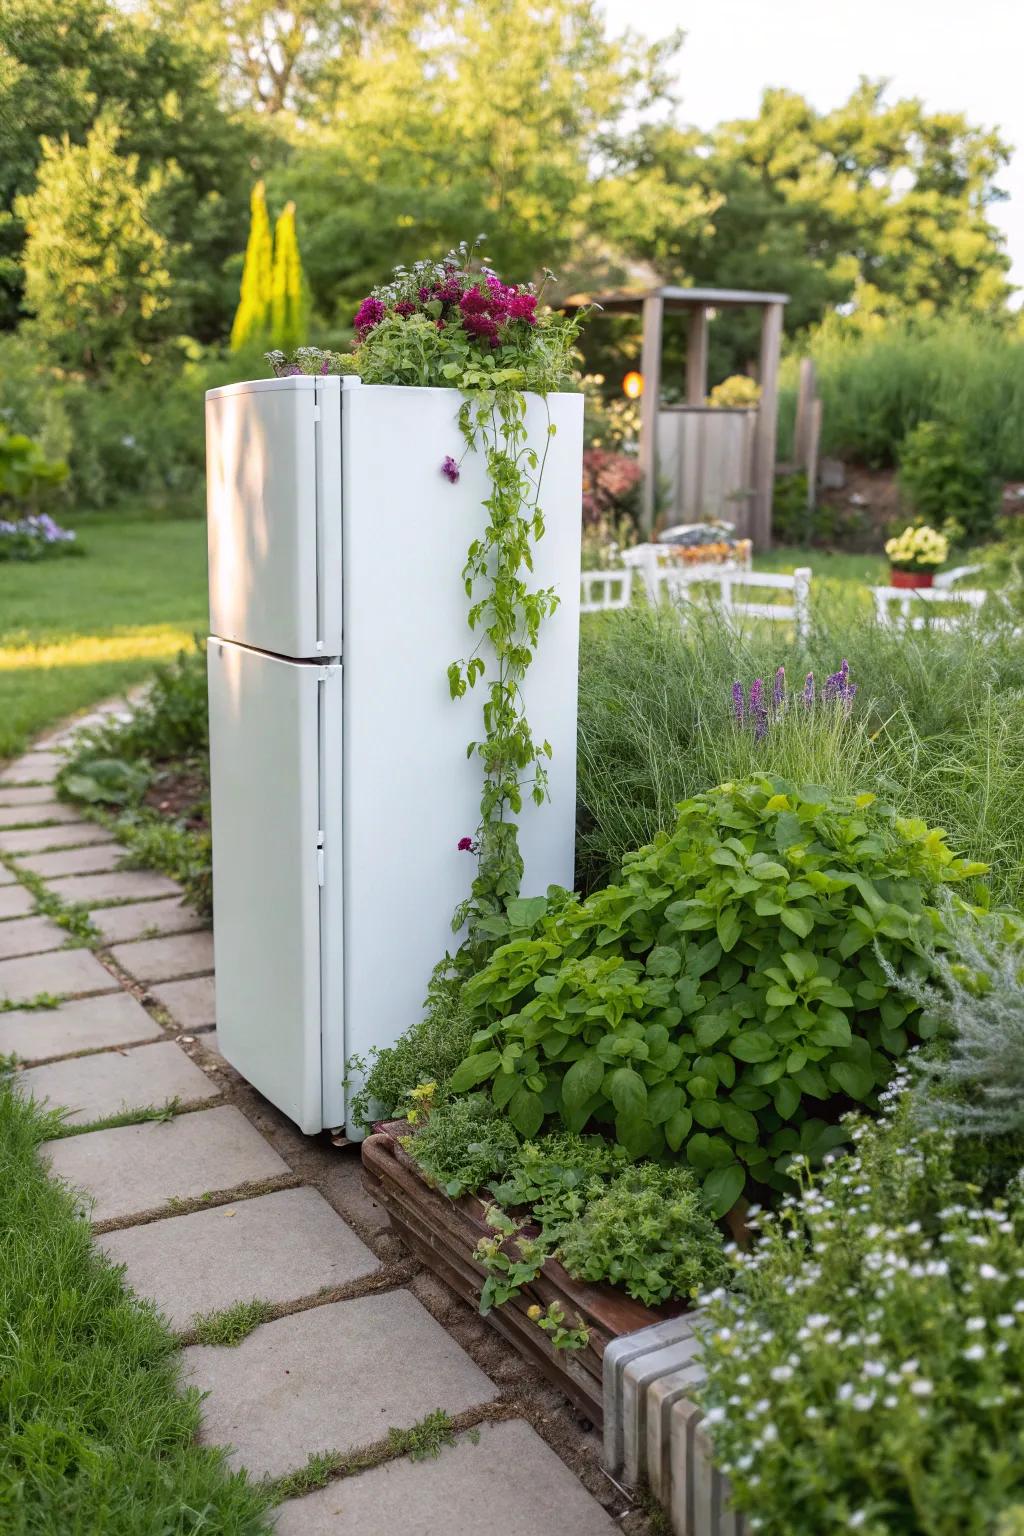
205,376,345,659
208,638,339,1133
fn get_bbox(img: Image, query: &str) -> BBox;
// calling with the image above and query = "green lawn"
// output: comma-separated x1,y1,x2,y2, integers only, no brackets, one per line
0,518,208,759
0,1078,273,1533
755,546,887,585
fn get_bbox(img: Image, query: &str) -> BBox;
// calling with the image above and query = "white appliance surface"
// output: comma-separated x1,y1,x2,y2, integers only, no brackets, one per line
340,385,583,1088
207,638,343,1133
206,375,349,659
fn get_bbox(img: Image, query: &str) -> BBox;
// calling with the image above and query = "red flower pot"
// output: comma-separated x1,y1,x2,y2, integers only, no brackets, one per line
890,568,934,589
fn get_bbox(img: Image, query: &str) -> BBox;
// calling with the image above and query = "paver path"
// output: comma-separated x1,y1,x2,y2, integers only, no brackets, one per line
2,710,630,1534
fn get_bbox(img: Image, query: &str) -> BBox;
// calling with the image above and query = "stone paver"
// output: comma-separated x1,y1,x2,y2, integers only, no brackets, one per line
18,1039,219,1124
0,754,62,786
274,1420,618,1536
182,1291,498,1480
99,1187,379,1327
13,843,121,879
150,975,216,1029
42,1104,289,1222
0,991,162,1063
0,884,34,920
110,931,214,984
0,783,65,807
0,946,117,1003
0,802,81,829
48,869,182,905
0,865,16,886
0,913,68,960
89,898,204,945
0,821,111,855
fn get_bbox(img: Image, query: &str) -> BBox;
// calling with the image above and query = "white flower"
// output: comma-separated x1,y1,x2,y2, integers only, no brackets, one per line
852,1393,875,1411
909,1379,933,1396
863,1361,886,1378
997,1314,1015,1328
965,1317,987,1333
963,1344,986,1362
760,1424,779,1444
770,1365,794,1383
979,1264,1002,1281
704,1407,728,1426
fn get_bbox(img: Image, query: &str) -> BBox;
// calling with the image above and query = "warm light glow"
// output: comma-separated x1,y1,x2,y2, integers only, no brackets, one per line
622,370,644,400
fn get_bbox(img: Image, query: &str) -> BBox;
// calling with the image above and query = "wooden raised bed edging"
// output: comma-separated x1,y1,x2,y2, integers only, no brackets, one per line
361,1124,682,1426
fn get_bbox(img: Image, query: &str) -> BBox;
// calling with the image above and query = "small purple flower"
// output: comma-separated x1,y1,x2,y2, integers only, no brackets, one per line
457,836,477,853
803,671,815,706
748,678,769,741
773,666,786,711
823,659,857,715
732,681,744,724
441,455,461,485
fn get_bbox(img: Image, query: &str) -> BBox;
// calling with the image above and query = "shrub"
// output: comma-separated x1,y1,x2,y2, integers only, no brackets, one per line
451,780,985,1214
0,513,79,562
698,1090,1024,1534
707,375,760,409
558,1162,727,1306
898,421,998,539
346,967,474,1128
581,447,643,529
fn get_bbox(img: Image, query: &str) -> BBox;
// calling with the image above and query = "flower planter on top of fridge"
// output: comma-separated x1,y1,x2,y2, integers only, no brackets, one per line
205,373,583,1137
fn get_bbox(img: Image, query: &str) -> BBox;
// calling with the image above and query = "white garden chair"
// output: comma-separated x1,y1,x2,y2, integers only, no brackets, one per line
661,565,813,642
623,542,752,606
580,567,634,613
933,563,984,590
870,585,987,633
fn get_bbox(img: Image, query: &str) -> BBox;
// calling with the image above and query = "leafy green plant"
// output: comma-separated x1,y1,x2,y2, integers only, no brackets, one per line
402,1093,521,1198
698,1087,1024,1535
898,420,998,539
62,756,150,805
527,1299,590,1351
557,1163,727,1306
452,780,986,1213
488,1131,631,1235
473,1203,550,1314
346,967,474,1127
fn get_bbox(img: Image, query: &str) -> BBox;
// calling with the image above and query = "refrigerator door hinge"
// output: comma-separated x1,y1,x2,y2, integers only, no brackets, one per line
312,404,321,421
316,830,325,887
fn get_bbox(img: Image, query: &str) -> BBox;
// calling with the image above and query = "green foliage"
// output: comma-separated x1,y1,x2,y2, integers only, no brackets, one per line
230,181,274,352
16,116,180,372
453,780,986,1212
0,427,67,505
698,1091,1024,1535
898,420,999,539
403,1093,521,1199
472,1203,550,1314
347,967,474,1128
385,1409,458,1463
0,1076,273,1531
269,201,309,353
62,758,151,806
527,1299,590,1352
116,817,213,919
557,1162,727,1306
488,1131,631,1235
778,316,1024,478
191,1297,274,1346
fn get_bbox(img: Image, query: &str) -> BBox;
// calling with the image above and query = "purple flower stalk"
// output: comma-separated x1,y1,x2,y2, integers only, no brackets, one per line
441,455,460,484
732,681,744,724
803,671,815,706
748,678,768,741
773,666,786,711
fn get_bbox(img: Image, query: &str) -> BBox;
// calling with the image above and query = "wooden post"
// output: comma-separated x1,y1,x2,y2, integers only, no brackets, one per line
638,294,664,536
752,302,784,549
794,357,816,468
686,305,709,405
805,397,823,513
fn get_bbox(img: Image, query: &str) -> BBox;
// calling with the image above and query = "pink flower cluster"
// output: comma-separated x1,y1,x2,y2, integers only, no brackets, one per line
353,268,538,349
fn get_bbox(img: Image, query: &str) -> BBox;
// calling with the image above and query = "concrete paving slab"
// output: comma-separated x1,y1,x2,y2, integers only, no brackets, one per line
98,1187,379,1327
150,975,216,1029
0,822,111,855
90,898,205,945
0,947,116,1003
273,1420,618,1536
0,866,16,886
18,1039,219,1124
0,992,162,1063
0,884,34,920
0,914,68,960
182,1290,499,1480
42,1104,289,1222
0,802,81,829
0,784,65,807
0,754,62,786
13,843,122,879
110,931,214,984
48,869,182,905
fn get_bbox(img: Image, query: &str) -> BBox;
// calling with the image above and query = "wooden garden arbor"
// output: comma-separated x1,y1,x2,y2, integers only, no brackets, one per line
565,285,789,546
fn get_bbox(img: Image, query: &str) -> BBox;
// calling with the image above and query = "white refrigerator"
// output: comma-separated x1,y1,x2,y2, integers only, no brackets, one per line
205,374,583,1136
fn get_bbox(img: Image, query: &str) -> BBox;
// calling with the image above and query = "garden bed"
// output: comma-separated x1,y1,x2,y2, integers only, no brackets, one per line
362,1122,680,1425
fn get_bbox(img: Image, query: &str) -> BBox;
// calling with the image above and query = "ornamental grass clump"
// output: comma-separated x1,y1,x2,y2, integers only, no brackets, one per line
450,779,987,1214
698,1086,1024,1535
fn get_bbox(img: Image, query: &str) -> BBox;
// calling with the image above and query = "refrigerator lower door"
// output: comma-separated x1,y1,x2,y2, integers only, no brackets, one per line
208,638,342,1134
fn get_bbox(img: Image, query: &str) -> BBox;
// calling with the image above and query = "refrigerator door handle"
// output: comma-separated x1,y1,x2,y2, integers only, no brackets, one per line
316,831,325,887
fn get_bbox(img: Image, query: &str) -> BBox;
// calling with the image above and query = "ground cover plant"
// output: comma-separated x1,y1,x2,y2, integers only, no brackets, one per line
0,516,206,758
0,1075,273,1534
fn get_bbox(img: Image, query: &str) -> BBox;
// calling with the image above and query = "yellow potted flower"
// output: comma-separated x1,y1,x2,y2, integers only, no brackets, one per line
884,524,949,588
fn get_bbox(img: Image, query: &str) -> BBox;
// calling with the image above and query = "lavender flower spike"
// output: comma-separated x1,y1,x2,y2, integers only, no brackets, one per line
773,666,786,711
803,671,815,706
732,681,744,724
749,678,769,741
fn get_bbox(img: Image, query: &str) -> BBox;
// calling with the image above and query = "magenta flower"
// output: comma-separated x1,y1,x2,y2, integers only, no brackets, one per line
462,311,501,346
441,456,460,484
394,300,416,318
457,836,478,852
508,292,538,324
353,296,386,335
460,285,490,315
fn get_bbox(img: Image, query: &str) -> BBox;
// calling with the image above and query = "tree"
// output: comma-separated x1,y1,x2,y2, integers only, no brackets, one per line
270,200,309,350
15,117,179,372
0,0,262,337
230,181,274,349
